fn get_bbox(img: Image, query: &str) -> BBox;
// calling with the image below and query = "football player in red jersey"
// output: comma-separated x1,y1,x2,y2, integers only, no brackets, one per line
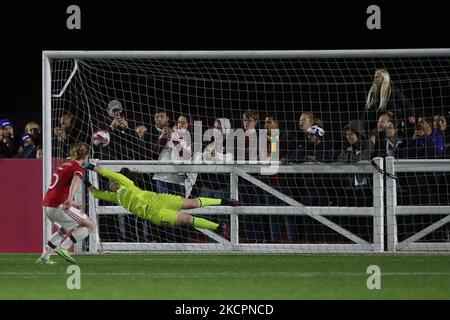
37,142,96,264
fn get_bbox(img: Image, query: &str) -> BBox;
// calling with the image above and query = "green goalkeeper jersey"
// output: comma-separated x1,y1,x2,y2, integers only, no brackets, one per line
90,168,220,229
91,168,159,220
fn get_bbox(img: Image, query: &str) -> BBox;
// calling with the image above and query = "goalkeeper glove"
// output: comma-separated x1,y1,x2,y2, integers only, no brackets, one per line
83,162,95,171
82,173,92,188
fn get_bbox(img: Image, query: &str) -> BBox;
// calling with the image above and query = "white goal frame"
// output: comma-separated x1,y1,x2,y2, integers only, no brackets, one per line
42,49,450,253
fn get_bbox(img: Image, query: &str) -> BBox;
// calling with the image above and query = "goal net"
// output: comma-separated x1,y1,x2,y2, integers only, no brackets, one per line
43,50,450,253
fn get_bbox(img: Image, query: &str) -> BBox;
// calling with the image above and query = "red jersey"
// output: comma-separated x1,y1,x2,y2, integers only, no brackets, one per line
42,160,84,207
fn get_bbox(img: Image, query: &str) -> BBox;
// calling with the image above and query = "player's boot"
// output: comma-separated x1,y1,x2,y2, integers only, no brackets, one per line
221,199,240,207
36,257,57,265
55,245,76,264
217,223,230,241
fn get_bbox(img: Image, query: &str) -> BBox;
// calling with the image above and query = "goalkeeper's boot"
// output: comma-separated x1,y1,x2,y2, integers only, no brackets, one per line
221,199,240,207
217,223,230,241
36,257,57,265
55,245,76,264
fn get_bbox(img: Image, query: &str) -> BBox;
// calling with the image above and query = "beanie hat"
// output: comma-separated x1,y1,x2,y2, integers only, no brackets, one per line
21,133,32,143
0,118,13,129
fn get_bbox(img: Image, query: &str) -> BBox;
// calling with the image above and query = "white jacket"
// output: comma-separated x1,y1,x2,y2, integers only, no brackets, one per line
153,129,191,185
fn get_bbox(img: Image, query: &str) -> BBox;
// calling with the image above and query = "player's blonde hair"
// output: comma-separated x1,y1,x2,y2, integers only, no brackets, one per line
70,142,90,160
366,69,392,112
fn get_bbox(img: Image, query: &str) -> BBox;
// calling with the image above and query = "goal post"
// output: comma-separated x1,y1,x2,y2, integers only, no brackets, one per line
42,49,450,253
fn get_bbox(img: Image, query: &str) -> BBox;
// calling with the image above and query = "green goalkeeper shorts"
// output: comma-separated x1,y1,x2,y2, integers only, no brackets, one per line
148,193,184,227
150,208,179,227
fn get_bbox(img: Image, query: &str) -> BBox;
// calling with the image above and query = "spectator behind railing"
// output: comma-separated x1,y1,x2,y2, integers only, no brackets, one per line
408,116,445,159
238,110,265,243
403,110,418,141
262,116,299,243
151,110,188,196
304,125,336,163
98,99,144,160
96,99,143,242
198,117,233,200
0,118,20,158
14,133,37,158
336,120,373,207
403,116,446,206
297,124,337,213
434,114,450,158
172,114,194,197
150,109,175,160
13,121,42,158
287,111,315,163
151,112,192,243
385,120,407,159
371,112,394,158
53,113,75,157
361,68,413,139
337,120,373,162
24,121,42,149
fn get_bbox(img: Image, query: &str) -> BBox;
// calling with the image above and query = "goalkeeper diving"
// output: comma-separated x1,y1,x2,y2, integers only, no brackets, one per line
82,163,239,239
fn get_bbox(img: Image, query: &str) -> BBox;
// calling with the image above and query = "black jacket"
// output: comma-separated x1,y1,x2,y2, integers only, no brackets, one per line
0,137,21,158
361,83,413,133
96,125,147,160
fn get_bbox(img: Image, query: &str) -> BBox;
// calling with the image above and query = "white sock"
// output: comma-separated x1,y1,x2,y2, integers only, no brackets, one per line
41,231,64,260
60,227,90,250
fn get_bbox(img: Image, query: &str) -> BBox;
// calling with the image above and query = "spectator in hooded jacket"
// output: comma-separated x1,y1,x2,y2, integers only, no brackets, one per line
336,120,374,207
0,118,21,158
337,120,373,162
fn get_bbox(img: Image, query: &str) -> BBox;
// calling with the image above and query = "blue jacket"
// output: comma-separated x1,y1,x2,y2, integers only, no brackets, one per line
408,128,445,159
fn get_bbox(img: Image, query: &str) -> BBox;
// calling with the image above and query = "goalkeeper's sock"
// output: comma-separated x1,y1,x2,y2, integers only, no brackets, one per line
196,197,222,207
192,217,219,230
41,231,64,260
60,227,90,250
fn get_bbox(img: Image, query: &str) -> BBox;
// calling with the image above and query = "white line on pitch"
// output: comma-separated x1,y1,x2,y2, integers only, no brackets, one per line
1,272,450,277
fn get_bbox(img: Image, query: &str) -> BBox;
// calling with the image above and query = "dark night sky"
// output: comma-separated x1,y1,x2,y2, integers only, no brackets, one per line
1,0,449,130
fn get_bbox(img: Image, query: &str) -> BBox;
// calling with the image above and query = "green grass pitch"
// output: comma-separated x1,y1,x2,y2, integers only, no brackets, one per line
1,253,449,299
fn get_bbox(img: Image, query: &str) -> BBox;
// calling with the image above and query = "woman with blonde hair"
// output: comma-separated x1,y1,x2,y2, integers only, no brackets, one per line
365,69,392,112
362,68,413,137
24,121,41,146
